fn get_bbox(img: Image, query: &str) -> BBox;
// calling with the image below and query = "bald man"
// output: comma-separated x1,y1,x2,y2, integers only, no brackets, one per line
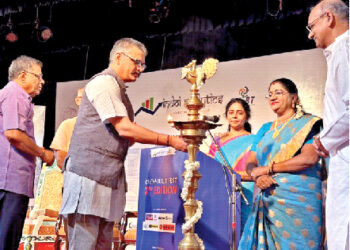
307,1,349,249
50,87,84,169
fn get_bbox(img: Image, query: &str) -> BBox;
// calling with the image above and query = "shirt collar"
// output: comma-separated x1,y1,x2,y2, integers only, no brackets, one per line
105,67,127,89
324,30,349,57
115,74,127,89
9,81,32,102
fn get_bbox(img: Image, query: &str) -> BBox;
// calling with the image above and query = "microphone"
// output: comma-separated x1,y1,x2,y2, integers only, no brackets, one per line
202,115,220,123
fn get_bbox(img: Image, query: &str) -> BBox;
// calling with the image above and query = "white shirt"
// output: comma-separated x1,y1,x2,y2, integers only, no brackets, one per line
320,30,349,250
320,30,349,157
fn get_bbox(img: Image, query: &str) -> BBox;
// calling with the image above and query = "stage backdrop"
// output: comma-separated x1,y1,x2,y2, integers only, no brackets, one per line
55,80,87,130
55,48,327,212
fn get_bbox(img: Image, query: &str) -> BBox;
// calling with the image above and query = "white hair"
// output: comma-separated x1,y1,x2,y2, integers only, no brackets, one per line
109,38,148,65
8,55,43,81
317,0,349,22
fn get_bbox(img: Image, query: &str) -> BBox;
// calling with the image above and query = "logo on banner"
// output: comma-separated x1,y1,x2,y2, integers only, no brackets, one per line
239,86,255,104
143,213,176,233
162,94,224,109
135,97,163,116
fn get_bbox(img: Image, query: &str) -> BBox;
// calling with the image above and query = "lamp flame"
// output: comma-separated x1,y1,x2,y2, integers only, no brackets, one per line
167,114,174,127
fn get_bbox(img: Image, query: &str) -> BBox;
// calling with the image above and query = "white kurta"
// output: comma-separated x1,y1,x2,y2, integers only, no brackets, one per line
320,30,349,250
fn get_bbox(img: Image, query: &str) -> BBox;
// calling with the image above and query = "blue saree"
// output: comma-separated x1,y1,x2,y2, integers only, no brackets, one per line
238,114,323,250
208,134,255,231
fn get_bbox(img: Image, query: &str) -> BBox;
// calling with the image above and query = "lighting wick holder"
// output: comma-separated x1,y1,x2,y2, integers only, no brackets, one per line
168,59,220,250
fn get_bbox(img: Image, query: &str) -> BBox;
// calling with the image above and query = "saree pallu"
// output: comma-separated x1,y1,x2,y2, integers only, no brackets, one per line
208,134,255,230
239,114,323,250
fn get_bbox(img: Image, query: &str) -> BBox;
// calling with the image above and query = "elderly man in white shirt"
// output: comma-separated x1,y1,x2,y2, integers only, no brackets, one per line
307,0,349,249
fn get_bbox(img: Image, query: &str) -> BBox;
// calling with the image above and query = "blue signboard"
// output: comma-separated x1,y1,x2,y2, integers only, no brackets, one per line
136,147,241,249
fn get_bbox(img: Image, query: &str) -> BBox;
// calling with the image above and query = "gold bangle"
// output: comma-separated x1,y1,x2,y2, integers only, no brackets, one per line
156,135,159,145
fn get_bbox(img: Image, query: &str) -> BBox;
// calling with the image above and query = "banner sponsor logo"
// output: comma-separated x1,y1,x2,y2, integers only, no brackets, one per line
159,223,176,232
143,222,160,231
239,86,255,105
143,213,176,233
144,213,173,223
146,214,154,220
135,97,163,116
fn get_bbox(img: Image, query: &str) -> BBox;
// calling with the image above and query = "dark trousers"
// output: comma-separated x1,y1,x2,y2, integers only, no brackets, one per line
0,189,29,250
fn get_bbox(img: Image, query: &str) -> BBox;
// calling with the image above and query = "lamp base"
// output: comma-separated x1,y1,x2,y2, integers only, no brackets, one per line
178,232,201,250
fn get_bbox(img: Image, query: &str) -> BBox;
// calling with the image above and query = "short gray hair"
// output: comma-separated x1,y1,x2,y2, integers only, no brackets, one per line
109,38,148,65
8,55,43,81
318,0,349,22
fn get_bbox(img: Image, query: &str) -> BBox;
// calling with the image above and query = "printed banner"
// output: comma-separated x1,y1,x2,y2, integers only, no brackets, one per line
128,48,326,137
136,148,241,250
56,49,326,135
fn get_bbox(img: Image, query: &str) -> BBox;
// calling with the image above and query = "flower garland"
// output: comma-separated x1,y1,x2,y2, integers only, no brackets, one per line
181,160,198,200
181,160,205,250
181,200,203,232
195,233,205,250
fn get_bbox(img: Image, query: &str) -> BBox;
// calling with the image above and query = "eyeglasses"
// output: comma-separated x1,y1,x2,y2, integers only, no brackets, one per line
265,90,288,99
121,52,147,70
23,71,44,81
306,12,326,33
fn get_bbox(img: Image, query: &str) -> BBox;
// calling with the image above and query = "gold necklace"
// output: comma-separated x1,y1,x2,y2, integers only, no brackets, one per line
272,114,295,139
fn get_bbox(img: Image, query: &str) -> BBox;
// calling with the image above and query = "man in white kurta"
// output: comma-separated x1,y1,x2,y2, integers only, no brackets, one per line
308,1,349,249
59,38,187,249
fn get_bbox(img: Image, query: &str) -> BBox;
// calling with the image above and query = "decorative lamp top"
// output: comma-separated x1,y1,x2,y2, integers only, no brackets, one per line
181,58,219,89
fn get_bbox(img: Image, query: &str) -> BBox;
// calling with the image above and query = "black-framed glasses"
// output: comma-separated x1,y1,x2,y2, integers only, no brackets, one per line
121,52,147,70
265,90,288,99
23,71,44,80
306,12,326,33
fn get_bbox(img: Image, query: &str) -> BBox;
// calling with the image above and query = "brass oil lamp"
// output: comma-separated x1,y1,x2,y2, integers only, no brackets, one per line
168,58,220,250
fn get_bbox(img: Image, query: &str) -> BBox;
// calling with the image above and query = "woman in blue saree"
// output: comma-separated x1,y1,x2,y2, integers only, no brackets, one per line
239,78,324,249
206,98,255,230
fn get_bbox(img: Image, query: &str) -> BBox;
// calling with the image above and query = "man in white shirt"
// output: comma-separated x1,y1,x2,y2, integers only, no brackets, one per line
308,0,349,249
